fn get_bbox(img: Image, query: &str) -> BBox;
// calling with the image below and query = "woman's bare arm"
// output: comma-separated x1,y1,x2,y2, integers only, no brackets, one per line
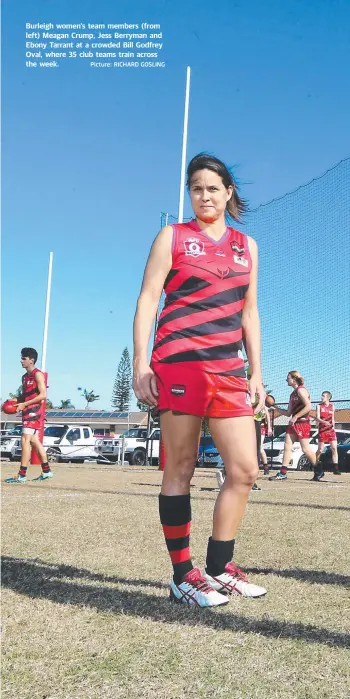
133,225,173,404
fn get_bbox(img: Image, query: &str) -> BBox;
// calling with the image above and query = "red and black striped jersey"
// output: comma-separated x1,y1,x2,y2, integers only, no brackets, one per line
319,403,334,432
151,220,252,375
289,386,310,423
22,368,44,428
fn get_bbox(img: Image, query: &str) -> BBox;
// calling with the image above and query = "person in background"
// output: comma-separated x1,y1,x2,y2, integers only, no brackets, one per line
270,371,317,481
255,404,273,475
5,348,53,484
314,391,339,475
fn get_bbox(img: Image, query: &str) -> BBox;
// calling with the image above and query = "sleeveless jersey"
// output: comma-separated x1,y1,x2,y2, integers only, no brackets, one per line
289,386,310,423
152,220,252,376
22,368,45,428
319,403,334,433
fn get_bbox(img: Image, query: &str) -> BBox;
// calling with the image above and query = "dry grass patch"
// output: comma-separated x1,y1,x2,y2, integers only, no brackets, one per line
1,463,350,698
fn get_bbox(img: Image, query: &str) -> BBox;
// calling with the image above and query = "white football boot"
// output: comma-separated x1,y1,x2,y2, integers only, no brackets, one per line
204,562,267,598
170,567,229,607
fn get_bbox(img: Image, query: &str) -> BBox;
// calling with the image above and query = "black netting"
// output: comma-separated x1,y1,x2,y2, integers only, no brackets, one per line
158,158,350,403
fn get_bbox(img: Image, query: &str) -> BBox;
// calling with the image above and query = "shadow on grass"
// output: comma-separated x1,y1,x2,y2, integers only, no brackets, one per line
1,556,168,590
2,556,349,649
9,483,349,512
247,500,350,512
7,556,346,589
243,566,350,587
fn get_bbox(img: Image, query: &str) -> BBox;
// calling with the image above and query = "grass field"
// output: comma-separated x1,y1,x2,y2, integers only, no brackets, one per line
2,462,350,699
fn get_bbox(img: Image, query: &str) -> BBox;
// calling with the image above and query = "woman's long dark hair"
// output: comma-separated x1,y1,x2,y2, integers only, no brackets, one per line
187,153,248,222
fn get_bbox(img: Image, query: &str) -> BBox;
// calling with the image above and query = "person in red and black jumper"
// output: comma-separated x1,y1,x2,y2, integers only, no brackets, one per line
270,371,317,481
314,391,339,476
133,153,267,607
5,348,53,484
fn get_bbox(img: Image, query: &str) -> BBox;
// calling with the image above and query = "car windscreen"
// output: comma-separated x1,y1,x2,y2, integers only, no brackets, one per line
44,426,67,438
123,429,147,438
3,427,22,436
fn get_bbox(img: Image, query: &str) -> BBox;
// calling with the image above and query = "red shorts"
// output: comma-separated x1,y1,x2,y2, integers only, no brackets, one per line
286,422,311,440
318,430,337,444
22,418,41,430
260,425,266,436
152,363,253,418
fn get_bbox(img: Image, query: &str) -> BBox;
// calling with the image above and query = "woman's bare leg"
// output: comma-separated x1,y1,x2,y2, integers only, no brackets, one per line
203,415,266,597
160,411,202,495
209,416,258,541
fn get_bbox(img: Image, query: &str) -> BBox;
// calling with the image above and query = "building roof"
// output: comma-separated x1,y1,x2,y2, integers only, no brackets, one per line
1,409,149,427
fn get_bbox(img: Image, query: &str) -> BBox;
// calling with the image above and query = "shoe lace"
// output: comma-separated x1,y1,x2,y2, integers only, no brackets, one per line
185,568,213,593
225,562,248,582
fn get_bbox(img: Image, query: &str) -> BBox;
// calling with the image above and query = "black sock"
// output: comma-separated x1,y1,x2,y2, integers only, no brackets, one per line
41,462,50,473
205,537,235,576
159,493,193,585
19,465,28,477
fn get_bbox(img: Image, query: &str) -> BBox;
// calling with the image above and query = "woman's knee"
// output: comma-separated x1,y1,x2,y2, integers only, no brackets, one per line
165,449,198,483
225,459,259,487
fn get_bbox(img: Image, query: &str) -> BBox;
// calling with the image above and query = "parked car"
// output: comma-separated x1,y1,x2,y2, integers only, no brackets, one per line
263,429,350,470
0,425,23,459
11,424,99,463
197,436,220,466
96,427,160,465
319,437,350,472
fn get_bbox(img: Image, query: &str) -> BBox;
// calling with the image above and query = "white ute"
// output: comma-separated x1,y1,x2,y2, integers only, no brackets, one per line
96,427,160,466
9,424,99,464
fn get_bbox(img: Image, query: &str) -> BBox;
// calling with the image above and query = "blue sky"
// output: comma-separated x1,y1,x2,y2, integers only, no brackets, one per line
2,0,350,409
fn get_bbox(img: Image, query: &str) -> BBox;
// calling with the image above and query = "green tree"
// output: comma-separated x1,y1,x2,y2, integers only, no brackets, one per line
82,389,100,409
137,399,149,412
59,399,75,409
9,386,23,401
112,347,132,411
46,399,54,409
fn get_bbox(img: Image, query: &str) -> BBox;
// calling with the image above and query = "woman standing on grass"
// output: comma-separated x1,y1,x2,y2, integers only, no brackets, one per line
315,391,339,475
270,371,318,481
133,153,267,607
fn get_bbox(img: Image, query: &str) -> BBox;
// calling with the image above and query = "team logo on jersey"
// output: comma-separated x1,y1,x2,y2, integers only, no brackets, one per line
171,384,186,395
216,267,231,279
231,241,245,255
184,238,205,257
233,255,248,267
